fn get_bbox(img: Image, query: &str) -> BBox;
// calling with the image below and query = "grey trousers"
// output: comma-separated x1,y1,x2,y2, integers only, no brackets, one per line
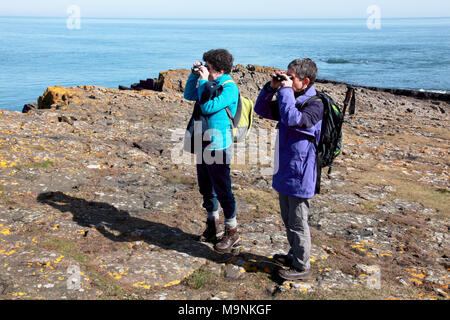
279,193,311,271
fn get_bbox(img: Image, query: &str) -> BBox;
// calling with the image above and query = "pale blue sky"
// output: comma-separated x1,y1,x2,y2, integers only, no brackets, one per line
1,0,449,19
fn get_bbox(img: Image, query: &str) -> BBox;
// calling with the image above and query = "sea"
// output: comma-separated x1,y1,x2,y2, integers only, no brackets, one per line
1,16,449,111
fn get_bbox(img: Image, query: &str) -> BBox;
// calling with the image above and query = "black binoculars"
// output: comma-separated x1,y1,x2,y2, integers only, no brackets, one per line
273,74,293,82
192,63,203,74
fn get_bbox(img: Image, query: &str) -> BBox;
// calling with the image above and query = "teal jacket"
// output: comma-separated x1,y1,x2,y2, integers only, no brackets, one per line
184,72,239,151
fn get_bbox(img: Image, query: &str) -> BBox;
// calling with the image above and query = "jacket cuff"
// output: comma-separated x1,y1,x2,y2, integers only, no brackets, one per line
264,81,277,93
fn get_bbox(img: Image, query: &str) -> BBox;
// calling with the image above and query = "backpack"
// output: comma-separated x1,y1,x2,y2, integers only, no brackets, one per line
221,80,254,143
299,86,355,194
183,100,210,154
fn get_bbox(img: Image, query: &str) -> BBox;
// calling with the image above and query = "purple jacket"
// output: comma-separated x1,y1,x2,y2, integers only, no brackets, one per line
254,83,324,199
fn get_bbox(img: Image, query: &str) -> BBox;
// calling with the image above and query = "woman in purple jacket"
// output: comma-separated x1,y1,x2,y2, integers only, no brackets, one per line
254,58,323,281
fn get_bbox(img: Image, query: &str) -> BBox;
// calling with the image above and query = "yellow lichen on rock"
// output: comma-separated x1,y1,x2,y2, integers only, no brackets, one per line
37,86,79,109
0,224,11,235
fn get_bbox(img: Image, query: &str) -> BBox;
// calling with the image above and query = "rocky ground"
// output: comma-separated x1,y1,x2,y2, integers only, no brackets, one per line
0,65,448,300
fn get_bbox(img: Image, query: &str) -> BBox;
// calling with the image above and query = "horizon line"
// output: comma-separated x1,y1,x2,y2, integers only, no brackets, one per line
1,15,450,20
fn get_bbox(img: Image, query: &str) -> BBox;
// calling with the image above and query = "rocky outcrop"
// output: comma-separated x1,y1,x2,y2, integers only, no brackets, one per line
37,86,75,109
119,69,191,93
36,85,101,110
0,65,449,300
22,102,37,113
118,64,277,99
158,69,191,93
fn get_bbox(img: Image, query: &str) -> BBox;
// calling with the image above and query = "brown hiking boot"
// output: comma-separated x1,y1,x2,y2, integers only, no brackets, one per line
214,226,239,252
198,219,223,243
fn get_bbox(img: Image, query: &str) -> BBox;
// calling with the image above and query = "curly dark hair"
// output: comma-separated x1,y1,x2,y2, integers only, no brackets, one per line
203,49,234,74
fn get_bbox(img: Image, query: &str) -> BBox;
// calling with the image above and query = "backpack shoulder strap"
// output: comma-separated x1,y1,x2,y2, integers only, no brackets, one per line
221,79,235,86
296,94,322,146
220,79,241,127
225,93,242,128
299,95,322,110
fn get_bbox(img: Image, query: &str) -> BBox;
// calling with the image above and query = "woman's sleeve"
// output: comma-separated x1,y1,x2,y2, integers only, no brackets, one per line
183,73,200,101
198,82,239,115
254,82,280,121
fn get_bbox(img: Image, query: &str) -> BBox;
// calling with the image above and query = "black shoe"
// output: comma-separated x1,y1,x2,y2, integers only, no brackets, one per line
278,267,311,281
272,254,293,267
198,219,223,243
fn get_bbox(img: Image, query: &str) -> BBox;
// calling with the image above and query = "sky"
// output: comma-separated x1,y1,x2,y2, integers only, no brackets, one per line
0,0,449,19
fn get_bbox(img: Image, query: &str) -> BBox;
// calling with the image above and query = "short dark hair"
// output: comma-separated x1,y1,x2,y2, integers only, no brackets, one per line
203,49,234,74
288,58,318,84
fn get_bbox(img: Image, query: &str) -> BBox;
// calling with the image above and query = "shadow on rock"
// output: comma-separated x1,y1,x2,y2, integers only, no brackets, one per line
36,191,278,274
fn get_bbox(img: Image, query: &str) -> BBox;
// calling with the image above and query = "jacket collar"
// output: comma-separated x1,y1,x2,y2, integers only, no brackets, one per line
295,85,317,105
214,73,232,85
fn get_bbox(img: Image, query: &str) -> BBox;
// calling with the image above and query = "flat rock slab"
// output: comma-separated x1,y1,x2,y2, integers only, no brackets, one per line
310,212,377,239
0,246,95,299
97,247,208,290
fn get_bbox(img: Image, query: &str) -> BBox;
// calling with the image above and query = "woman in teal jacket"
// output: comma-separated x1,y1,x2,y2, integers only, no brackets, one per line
183,49,240,252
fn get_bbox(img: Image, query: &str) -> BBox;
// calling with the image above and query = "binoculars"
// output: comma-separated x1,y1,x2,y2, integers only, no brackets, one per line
192,63,203,74
273,74,293,82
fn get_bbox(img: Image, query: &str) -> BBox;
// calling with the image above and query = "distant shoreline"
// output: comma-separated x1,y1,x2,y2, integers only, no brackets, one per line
316,79,450,103
1,16,450,20
1,77,449,112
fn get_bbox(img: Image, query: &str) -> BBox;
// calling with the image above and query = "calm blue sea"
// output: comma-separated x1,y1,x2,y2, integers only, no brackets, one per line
1,17,450,111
